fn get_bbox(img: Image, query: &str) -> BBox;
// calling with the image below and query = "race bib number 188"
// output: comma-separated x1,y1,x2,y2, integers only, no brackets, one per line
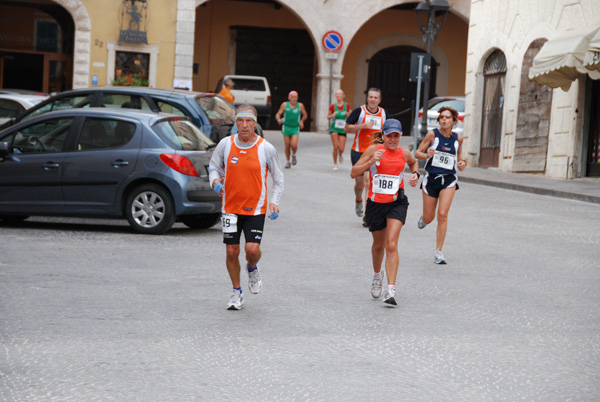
372,174,402,195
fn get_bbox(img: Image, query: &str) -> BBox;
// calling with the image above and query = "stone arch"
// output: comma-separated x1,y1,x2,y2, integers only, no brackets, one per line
51,0,91,88
353,33,449,109
466,33,510,165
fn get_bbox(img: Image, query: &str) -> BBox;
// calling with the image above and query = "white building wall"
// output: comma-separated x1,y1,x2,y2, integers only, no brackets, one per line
464,0,600,178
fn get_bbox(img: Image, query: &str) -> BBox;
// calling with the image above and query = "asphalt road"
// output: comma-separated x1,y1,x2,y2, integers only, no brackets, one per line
0,131,598,401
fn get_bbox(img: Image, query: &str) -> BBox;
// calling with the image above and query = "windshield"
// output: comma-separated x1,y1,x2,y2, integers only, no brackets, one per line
428,98,465,112
231,78,266,91
195,96,235,125
152,119,215,151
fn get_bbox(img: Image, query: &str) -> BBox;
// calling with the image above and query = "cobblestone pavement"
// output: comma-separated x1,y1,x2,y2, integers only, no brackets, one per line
0,131,598,401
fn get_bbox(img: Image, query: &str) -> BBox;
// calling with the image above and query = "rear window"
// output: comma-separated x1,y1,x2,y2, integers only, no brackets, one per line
152,119,215,151
196,96,235,125
25,94,95,120
101,94,152,111
231,78,266,91
428,98,465,112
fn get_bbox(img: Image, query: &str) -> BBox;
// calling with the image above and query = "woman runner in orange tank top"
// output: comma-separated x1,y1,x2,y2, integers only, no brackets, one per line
350,119,419,306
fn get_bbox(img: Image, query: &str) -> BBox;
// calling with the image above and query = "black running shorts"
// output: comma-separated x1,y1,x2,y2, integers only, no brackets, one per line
222,214,265,245
351,149,363,166
365,192,409,232
420,173,459,198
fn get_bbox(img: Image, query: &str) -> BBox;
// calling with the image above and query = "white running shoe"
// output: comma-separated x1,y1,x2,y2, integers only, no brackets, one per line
227,289,244,310
247,264,262,294
383,286,397,306
434,250,447,265
285,161,291,169
418,216,427,229
333,165,338,171
371,271,384,299
292,154,297,165
355,200,364,217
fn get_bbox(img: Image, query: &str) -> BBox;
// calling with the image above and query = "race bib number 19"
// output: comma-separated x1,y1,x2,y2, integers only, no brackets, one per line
221,213,238,233
432,151,455,170
372,174,402,195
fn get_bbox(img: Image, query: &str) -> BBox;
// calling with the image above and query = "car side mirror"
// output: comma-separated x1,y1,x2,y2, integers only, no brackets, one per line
0,142,9,159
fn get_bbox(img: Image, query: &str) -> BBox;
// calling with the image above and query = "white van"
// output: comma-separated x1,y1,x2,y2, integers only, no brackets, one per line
215,75,272,128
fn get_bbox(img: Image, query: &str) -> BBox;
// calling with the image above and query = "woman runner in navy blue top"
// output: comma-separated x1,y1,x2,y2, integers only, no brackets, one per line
414,106,468,264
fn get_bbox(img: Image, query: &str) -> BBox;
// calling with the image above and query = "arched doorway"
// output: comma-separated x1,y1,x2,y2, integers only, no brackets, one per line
194,0,316,130
480,49,506,167
367,45,437,137
514,39,552,172
586,78,600,177
0,1,74,93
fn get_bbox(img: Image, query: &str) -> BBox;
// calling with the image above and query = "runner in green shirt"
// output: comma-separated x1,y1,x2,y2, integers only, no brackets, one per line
327,89,351,170
276,90,308,168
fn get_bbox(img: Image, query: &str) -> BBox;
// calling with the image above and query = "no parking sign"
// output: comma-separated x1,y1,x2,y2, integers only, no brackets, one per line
322,30,343,53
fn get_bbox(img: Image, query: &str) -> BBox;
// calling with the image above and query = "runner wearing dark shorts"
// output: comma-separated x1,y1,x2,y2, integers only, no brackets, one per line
209,105,284,310
345,88,388,220
415,106,468,265
350,119,419,307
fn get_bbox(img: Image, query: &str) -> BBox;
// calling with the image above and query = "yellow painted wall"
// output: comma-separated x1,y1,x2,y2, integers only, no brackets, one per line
194,0,307,92
83,0,176,88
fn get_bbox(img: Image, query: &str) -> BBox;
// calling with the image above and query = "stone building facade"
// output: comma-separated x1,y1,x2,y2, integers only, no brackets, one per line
464,0,600,178
0,0,470,135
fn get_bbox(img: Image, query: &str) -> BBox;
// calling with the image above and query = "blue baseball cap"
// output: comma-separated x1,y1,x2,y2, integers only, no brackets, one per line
382,119,402,135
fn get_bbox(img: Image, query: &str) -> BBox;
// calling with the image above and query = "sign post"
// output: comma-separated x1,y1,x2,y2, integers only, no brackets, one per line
409,52,428,151
322,31,343,114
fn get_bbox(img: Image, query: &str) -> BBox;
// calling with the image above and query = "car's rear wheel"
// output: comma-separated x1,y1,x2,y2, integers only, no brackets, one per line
180,213,221,229
0,215,29,225
125,184,176,234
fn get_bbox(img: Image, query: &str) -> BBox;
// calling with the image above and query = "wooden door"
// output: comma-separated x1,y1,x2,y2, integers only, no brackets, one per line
480,50,507,167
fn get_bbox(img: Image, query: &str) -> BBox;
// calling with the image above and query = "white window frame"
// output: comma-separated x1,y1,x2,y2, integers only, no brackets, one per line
107,41,159,87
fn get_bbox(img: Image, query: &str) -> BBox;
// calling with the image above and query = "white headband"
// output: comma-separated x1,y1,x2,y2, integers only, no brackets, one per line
235,111,257,122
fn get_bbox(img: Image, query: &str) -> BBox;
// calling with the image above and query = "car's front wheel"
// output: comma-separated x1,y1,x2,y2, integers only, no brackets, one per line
180,213,221,229
125,184,176,234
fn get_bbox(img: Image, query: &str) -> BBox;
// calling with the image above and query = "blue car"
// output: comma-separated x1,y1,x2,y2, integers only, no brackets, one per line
0,108,222,234
0,87,256,142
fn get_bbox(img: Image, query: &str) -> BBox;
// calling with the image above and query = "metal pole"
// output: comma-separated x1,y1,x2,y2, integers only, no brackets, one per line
413,54,424,153
419,4,434,140
328,59,333,110
328,58,333,127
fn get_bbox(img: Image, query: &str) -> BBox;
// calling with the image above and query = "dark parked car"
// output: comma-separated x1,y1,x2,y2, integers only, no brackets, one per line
0,87,250,142
0,108,222,234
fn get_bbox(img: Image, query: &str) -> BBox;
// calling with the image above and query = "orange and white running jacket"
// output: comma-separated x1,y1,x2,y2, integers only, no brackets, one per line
209,134,284,215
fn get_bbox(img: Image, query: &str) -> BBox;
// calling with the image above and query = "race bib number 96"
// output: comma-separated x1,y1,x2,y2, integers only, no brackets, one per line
372,174,402,195
221,213,238,233
432,151,456,170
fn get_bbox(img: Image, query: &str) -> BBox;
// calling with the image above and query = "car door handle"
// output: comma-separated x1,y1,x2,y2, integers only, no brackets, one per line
111,160,129,167
42,162,60,170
